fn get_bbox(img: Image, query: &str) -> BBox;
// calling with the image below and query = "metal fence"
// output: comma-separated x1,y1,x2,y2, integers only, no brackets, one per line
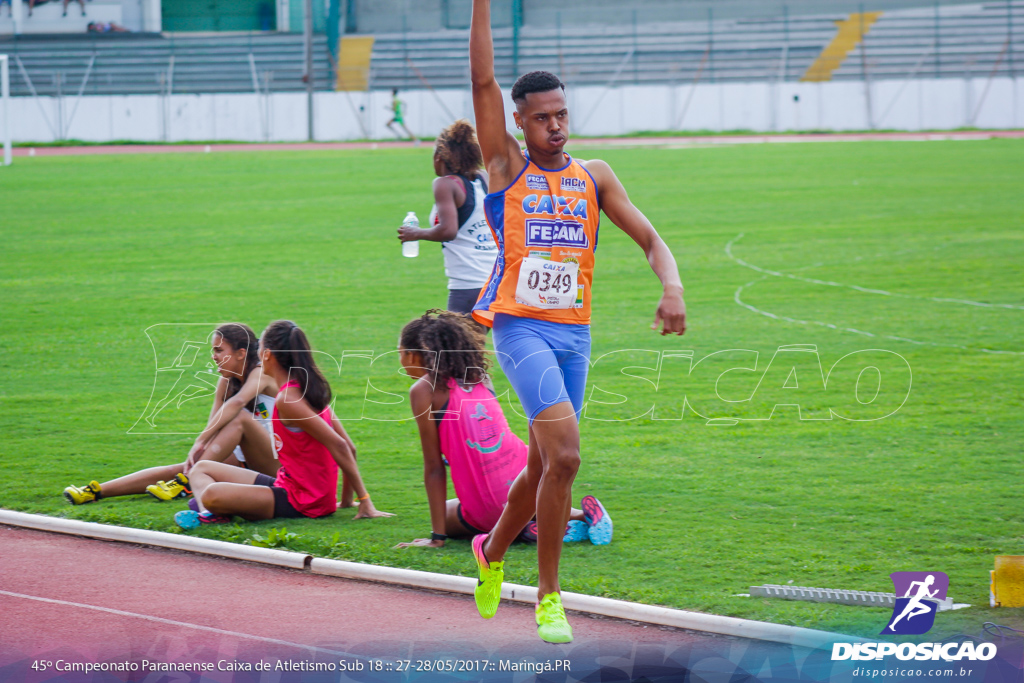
0,33,333,98
369,0,1023,90
0,0,1020,99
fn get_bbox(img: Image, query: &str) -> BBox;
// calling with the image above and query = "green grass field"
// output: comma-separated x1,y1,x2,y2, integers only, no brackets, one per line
1,138,1022,639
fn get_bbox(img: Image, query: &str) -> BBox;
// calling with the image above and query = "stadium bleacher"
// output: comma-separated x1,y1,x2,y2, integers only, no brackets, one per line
0,1,1019,97
370,2,1023,88
0,33,332,96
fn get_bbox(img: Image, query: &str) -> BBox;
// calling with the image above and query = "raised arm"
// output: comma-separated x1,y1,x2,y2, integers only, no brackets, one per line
471,0,524,185
583,158,687,336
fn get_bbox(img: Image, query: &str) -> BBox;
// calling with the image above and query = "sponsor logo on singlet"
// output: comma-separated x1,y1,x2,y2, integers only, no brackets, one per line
256,402,269,419
273,433,283,453
560,176,587,193
521,194,589,220
525,219,590,249
526,174,549,190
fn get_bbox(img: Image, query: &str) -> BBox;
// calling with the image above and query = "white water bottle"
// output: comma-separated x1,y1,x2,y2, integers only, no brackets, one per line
401,211,420,258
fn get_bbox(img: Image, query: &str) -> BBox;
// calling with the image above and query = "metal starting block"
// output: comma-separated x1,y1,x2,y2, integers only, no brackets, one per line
748,584,956,611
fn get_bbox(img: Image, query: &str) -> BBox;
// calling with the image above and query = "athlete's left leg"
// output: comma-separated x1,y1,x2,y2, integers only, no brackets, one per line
189,461,259,512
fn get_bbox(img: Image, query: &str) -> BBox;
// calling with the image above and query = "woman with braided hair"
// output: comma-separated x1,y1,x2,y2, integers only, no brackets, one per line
395,310,604,549
397,120,497,315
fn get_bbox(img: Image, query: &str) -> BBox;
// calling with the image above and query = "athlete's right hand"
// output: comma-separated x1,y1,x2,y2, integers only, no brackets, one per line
652,286,687,336
185,441,206,470
393,538,444,549
397,225,421,242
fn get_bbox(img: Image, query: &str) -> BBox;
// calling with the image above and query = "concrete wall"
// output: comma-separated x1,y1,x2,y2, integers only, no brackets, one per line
5,77,1021,143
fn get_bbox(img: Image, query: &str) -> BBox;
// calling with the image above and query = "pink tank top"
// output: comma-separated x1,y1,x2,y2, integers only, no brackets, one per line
437,378,528,531
272,381,339,518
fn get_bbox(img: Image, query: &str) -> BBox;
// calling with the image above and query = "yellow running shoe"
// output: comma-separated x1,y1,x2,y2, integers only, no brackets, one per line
471,534,504,619
146,473,191,501
63,481,101,505
536,593,573,643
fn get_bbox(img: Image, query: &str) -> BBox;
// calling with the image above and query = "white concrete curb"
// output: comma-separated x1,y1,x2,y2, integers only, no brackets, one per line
3,509,852,650
0,509,310,570
310,558,848,650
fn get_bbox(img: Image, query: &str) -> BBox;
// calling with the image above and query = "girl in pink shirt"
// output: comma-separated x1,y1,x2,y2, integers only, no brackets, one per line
176,321,392,528
395,310,605,549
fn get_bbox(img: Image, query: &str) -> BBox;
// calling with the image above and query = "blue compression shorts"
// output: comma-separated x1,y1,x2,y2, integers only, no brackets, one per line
492,313,591,424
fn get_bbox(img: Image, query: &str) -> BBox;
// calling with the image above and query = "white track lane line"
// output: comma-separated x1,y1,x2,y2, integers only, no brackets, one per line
0,589,351,657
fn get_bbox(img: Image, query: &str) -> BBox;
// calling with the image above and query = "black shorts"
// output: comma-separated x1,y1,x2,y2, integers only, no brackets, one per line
456,503,486,536
253,472,305,519
447,287,482,315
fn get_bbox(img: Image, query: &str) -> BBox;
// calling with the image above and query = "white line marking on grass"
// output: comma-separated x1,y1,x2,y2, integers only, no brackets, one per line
0,589,351,656
733,278,1023,355
726,234,1024,311
727,236,1023,356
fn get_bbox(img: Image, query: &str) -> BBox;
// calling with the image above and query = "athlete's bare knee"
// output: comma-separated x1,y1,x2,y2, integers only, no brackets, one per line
544,449,580,482
202,484,229,513
191,460,217,478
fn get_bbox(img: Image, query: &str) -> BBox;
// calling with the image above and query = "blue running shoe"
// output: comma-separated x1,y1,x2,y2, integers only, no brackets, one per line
175,509,229,529
581,495,613,545
175,510,201,530
564,520,589,542
518,520,591,543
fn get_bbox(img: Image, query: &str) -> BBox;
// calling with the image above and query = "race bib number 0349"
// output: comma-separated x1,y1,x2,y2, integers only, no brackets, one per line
515,257,579,309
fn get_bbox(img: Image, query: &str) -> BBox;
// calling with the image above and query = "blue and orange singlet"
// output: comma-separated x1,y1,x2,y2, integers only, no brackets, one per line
472,152,600,327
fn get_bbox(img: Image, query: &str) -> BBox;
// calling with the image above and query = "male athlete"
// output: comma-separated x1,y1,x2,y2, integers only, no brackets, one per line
386,88,417,142
467,0,687,643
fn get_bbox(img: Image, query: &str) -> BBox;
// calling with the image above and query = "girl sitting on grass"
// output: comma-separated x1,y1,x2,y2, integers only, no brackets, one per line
394,310,610,549
175,320,392,528
63,323,280,505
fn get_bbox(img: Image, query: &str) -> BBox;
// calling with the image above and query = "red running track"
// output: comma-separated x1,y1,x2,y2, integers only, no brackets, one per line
0,525,781,682
9,130,1024,157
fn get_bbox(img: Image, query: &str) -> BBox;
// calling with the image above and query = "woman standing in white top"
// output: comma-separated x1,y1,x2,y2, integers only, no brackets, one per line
398,120,496,315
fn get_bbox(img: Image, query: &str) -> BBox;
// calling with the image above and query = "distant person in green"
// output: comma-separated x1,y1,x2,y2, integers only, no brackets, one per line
386,88,418,143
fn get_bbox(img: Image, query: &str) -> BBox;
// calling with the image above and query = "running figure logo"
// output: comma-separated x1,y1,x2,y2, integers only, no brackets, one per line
882,571,949,635
470,403,493,421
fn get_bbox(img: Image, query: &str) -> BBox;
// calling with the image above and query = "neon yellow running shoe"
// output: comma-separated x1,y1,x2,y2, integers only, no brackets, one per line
146,473,191,501
536,593,573,643
63,481,101,505
471,534,504,619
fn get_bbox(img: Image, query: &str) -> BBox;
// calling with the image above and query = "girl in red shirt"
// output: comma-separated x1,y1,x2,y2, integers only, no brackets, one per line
175,320,392,527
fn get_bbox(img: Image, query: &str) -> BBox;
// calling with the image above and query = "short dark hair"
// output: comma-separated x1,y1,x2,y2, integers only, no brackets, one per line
511,71,564,105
